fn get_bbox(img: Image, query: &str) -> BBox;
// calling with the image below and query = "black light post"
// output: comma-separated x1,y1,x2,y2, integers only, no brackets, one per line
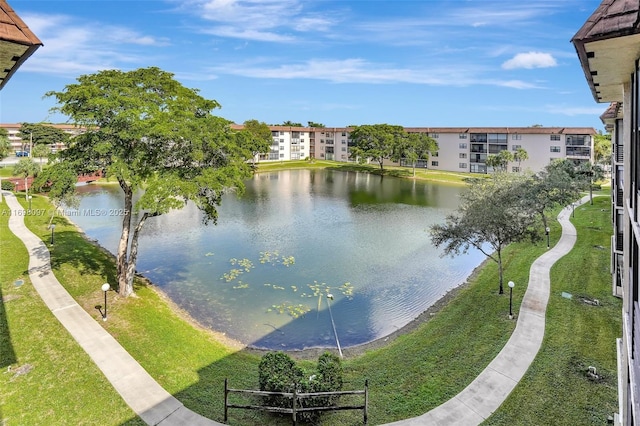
50,224,55,245
545,227,550,249
572,203,575,218
508,281,515,319
101,283,110,321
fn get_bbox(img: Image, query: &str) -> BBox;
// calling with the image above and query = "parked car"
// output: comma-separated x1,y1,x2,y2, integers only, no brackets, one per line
15,150,29,157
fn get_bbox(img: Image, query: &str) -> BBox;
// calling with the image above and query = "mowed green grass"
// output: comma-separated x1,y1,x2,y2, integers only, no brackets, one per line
0,194,144,425
0,183,619,425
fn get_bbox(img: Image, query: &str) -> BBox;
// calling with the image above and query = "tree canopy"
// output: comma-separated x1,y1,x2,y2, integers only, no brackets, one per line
0,128,10,160
348,124,407,171
17,122,70,150
39,67,255,297
393,132,438,176
239,119,272,168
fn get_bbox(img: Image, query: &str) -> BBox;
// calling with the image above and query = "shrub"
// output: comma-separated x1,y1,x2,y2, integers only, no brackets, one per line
258,351,304,409
1,180,15,191
258,351,344,423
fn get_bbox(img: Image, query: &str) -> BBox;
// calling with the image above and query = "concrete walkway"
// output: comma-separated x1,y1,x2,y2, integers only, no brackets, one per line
386,198,584,425
3,188,587,425
3,191,222,426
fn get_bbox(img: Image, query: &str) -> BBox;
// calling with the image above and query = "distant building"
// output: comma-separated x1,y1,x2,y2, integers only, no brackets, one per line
572,1,640,425
232,124,596,173
0,0,42,90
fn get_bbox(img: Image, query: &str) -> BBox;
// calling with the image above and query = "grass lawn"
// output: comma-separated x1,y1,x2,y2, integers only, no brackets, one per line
0,194,144,425
0,178,619,425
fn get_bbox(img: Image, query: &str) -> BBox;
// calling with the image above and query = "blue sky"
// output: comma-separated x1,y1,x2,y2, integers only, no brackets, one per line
1,0,607,130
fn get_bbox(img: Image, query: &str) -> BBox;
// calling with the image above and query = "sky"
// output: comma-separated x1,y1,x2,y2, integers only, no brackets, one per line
0,0,608,131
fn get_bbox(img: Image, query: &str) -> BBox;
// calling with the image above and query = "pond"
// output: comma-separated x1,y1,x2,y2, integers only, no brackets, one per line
68,169,484,350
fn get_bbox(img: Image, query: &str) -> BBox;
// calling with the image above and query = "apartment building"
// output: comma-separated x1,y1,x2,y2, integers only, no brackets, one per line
233,124,596,174
572,1,640,424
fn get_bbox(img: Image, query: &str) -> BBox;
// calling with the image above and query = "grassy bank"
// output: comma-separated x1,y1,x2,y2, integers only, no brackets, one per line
255,160,470,185
0,188,618,424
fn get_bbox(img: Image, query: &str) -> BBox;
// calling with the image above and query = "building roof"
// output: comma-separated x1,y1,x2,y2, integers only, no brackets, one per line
572,0,640,102
0,0,42,90
229,124,597,135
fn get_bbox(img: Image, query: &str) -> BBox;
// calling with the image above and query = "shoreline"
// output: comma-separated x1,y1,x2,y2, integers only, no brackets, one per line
65,210,488,361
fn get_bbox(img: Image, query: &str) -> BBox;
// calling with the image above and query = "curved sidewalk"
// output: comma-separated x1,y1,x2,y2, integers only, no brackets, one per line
387,198,584,425
3,191,222,426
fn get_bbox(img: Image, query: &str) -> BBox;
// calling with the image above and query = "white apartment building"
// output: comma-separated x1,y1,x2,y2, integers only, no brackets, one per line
234,125,597,174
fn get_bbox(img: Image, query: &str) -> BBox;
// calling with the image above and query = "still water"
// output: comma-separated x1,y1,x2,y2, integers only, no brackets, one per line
69,169,484,350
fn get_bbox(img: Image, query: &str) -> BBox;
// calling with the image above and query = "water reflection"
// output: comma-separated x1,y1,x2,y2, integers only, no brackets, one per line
69,170,483,350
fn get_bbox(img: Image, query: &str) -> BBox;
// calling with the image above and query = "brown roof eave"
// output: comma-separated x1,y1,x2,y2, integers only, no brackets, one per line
0,43,38,90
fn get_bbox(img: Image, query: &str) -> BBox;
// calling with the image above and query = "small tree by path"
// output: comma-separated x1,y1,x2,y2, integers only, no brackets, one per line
430,173,539,294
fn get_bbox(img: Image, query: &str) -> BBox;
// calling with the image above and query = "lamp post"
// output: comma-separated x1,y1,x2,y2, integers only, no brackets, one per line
545,227,550,249
572,202,575,218
326,294,343,358
508,281,515,319
101,283,110,321
50,224,55,245
28,195,32,211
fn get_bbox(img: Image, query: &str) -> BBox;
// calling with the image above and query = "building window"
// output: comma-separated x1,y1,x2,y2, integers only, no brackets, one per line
430,133,439,138
512,134,522,140
342,132,347,136
280,131,284,136
280,153,285,158
550,134,561,141
280,146,284,150
342,140,346,144
342,147,346,152
459,133,467,139
512,166,520,173
459,153,467,159
459,163,467,168
512,144,521,151
432,161,439,166
459,143,467,149
550,146,561,153
433,152,439,157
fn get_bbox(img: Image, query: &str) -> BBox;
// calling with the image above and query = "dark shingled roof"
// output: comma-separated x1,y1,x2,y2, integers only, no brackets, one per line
572,0,640,102
0,0,42,90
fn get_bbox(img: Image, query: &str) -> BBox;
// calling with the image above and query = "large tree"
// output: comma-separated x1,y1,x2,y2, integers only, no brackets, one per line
41,67,255,297
349,124,405,171
393,132,438,177
430,173,539,294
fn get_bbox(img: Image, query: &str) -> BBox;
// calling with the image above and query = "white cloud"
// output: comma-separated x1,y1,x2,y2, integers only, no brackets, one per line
183,0,335,42
502,52,557,70
209,58,543,90
18,13,168,76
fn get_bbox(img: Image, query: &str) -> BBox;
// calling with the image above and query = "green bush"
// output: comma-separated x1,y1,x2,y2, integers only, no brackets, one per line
258,351,344,423
1,180,15,190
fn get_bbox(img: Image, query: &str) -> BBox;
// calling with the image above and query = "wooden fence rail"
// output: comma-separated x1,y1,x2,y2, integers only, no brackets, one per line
224,378,368,425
